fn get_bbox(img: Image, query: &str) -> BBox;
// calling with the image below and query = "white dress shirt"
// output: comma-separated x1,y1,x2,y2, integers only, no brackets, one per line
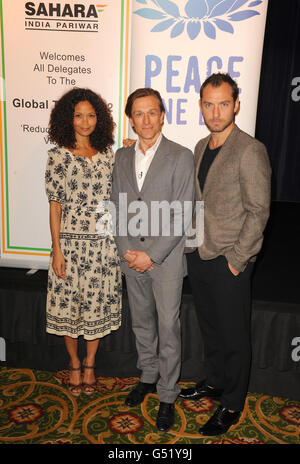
135,133,162,191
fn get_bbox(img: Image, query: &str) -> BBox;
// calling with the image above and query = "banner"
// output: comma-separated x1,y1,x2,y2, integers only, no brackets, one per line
0,0,269,271
129,0,268,147
0,0,131,269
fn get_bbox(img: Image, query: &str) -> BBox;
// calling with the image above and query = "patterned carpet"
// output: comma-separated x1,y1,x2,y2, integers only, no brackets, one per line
0,366,300,445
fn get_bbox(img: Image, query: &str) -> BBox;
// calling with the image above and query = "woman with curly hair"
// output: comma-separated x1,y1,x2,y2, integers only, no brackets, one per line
45,88,122,396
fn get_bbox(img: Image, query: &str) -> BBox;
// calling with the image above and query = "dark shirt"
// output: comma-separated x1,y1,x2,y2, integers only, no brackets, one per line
198,144,222,192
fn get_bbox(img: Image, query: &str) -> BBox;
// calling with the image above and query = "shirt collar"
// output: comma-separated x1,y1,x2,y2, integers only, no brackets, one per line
135,132,162,156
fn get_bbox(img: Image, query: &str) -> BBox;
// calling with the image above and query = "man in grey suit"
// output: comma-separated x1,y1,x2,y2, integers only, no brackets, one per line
111,88,194,432
179,73,271,436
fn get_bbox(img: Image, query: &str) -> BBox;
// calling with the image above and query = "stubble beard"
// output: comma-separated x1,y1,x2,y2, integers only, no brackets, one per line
205,116,235,134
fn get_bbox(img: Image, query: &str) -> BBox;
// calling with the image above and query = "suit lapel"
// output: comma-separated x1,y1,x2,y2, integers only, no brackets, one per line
202,125,239,195
195,125,240,198
195,135,210,200
122,144,139,194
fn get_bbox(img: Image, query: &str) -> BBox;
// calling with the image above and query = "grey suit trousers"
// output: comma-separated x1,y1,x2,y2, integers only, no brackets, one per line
125,273,183,403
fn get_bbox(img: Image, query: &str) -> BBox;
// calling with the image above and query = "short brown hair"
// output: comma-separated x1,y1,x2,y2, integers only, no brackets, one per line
200,73,239,102
125,88,165,117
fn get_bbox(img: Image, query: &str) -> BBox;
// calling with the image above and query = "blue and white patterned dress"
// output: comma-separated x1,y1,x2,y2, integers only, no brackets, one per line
45,146,122,340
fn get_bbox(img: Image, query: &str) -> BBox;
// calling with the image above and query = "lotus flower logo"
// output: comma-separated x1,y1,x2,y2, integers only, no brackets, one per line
134,0,263,40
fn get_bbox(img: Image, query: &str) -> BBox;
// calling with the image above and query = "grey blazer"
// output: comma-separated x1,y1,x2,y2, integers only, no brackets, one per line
187,125,271,272
111,134,195,281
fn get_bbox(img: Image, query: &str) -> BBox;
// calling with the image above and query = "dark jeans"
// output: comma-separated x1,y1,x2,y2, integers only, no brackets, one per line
187,251,254,411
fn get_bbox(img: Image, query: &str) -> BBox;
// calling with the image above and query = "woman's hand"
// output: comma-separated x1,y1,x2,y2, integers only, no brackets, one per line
52,248,66,280
49,201,65,279
123,138,136,148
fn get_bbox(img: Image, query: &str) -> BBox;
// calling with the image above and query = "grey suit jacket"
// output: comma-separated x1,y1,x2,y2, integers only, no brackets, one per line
111,134,195,280
186,125,271,272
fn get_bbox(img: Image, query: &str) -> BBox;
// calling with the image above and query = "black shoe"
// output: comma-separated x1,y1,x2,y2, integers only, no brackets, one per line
199,405,241,436
125,381,156,407
179,380,223,400
156,402,175,432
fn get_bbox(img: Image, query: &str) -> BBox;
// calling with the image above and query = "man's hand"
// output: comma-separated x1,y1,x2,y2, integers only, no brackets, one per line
123,251,136,264
228,262,240,276
124,250,154,272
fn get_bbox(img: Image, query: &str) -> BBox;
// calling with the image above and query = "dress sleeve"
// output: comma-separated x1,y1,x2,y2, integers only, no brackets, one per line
45,149,66,203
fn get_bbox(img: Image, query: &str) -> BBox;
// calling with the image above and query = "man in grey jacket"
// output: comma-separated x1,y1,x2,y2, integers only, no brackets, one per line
179,73,271,436
111,88,194,432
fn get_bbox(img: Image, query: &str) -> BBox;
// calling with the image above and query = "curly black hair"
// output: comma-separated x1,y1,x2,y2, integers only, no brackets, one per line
48,88,115,152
